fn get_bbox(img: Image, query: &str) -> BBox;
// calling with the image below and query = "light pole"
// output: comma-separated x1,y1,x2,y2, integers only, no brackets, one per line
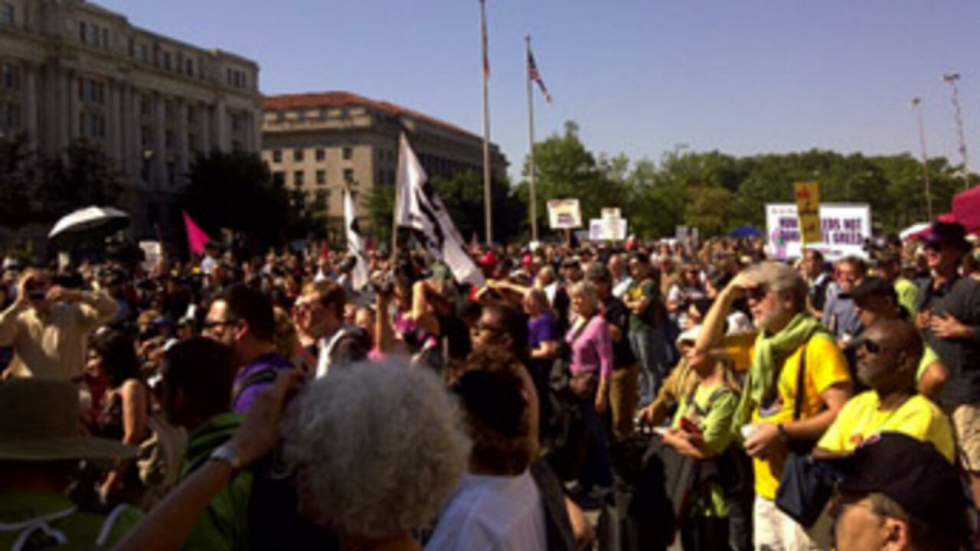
911,98,934,220
943,72,971,189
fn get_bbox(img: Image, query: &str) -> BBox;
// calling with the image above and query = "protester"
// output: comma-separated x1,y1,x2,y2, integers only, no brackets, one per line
0,269,118,380
565,281,614,501
695,260,852,550
822,256,867,346
873,249,918,317
427,348,547,550
801,248,831,319
849,277,948,399
915,220,980,508
624,253,668,404
87,330,151,505
586,263,640,443
204,284,294,413
293,279,368,376
829,433,971,551
282,362,469,551
813,319,955,462
0,379,142,548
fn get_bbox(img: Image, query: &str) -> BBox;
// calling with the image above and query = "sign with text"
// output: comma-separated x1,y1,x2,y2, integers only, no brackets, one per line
589,217,628,241
765,203,871,261
547,199,583,229
794,182,822,244
139,240,163,272
601,207,621,220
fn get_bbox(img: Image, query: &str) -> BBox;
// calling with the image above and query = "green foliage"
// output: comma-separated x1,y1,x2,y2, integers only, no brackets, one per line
181,150,312,252
0,135,125,229
517,121,969,239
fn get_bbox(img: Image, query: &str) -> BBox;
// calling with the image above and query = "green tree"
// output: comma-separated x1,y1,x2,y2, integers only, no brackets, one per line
181,150,310,253
35,139,125,223
0,133,39,229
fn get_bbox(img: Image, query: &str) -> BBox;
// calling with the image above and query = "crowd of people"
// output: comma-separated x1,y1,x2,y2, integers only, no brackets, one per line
1,220,979,551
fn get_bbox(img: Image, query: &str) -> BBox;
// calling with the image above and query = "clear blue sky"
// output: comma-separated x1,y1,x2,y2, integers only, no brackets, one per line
99,0,980,179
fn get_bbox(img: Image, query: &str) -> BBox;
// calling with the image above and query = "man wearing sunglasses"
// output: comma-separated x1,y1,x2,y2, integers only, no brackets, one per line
813,319,955,463
915,220,980,510
204,285,294,414
694,261,852,551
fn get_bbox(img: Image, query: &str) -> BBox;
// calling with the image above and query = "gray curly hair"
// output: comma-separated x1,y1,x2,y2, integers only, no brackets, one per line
281,361,471,538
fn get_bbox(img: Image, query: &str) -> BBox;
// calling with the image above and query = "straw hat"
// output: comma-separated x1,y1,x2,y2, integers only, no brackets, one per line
0,379,135,462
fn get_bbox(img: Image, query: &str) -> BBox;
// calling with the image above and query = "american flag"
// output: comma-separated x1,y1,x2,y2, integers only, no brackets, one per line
528,50,552,103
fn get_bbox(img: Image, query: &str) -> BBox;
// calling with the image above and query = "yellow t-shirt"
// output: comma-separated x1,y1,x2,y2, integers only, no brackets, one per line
727,333,852,500
816,392,956,462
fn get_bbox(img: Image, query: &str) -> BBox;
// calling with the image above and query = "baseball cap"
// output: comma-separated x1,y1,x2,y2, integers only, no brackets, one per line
849,277,897,304
925,221,970,251
835,433,969,540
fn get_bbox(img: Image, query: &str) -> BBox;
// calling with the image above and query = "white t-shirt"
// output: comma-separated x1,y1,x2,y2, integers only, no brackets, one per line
426,471,547,551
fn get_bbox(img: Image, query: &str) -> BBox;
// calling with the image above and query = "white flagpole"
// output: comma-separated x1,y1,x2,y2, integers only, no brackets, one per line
480,0,493,245
526,35,538,243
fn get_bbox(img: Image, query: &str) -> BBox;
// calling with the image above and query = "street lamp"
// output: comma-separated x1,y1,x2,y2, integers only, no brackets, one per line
911,98,934,220
942,72,971,189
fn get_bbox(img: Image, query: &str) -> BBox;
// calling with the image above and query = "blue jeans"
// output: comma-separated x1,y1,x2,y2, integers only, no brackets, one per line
629,326,668,405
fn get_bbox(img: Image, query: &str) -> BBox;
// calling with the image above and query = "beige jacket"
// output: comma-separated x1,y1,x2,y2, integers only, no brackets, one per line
0,292,119,380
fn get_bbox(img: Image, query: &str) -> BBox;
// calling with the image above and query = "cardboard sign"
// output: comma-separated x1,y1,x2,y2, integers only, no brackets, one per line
547,199,583,229
766,203,872,261
139,241,162,272
589,218,628,241
794,182,822,244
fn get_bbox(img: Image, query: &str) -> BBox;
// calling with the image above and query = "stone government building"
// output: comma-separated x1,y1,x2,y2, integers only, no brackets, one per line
0,0,261,240
261,91,509,237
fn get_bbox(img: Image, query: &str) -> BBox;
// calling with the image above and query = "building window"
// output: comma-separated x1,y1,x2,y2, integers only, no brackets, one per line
314,191,328,210
79,21,87,42
315,148,325,161
342,147,353,160
293,170,304,187
343,168,354,183
164,100,174,119
165,130,175,150
185,59,194,76
101,28,109,49
0,3,13,27
187,106,195,124
163,52,172,71
272,171,285,187
140,44,149,63
0,62,19,91
272,150,282,163
188,133,199,154
231,140,242,151
293,148,304,162
141,95,152,116
316,170,326,186
141,125,153,148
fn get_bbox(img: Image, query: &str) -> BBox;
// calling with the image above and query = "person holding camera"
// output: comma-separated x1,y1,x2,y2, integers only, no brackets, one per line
0,269,118,380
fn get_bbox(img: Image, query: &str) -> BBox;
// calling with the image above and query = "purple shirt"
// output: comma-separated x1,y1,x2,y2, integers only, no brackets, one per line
232,352,294,414
528,312,558,350
566,315,613,379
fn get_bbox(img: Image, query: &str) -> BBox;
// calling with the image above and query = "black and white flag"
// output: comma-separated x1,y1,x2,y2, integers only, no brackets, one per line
394,133,484,287
344,187,370,291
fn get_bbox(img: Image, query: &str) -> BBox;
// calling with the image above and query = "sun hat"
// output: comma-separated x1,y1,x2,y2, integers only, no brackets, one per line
0,379,136,463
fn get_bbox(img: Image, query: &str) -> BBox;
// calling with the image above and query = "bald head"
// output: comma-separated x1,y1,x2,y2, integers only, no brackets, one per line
872,319,923,360
856,319,922,393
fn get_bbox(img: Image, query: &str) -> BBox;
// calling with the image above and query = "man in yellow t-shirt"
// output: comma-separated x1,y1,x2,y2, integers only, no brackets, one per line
695,261,852,551
815,319,956,462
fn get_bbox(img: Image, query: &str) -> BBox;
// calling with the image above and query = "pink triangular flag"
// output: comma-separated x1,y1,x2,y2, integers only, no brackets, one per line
183,212,211,256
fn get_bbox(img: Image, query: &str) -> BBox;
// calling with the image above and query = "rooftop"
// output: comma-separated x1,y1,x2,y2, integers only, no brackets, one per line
263,91,484,144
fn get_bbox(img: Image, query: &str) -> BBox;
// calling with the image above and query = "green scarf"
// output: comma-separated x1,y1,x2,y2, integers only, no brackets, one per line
731,313,827,437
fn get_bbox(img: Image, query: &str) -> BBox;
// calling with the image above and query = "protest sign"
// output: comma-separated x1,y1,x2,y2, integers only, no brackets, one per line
765,203,871,261
547,199,582,229
139,241,162,272
589,217,628,240
601,207,621,220
794,182,822,244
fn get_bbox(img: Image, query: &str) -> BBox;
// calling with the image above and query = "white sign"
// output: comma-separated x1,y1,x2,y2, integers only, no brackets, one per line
601,208,621,220
547,199,583,229
139,241,163,272
589,217,628,241
765,203,872,261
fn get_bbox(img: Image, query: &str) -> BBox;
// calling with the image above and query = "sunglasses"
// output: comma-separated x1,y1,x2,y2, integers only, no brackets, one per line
202,318,240,330
856,337,889,355
744,285,769,302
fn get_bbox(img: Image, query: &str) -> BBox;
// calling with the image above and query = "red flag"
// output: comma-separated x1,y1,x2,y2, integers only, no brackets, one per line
182,212,211,256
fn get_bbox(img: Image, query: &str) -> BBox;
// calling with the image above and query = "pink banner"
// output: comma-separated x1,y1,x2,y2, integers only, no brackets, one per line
183,212,211,256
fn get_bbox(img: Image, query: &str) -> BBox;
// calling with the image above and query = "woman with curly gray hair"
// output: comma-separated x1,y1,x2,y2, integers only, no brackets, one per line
281,361,471,551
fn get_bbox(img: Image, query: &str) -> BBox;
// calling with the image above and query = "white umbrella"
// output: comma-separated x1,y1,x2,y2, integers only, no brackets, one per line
899,222,931,241
48,206,130,239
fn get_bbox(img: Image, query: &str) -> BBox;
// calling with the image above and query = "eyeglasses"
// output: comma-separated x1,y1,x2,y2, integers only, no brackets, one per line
202,318,240,330
744,285,769,302
856,337,891,355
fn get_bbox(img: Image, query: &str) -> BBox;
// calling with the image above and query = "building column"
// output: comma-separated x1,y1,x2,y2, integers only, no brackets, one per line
176,99,189,176
108,79,122,165
215,98,228,151
23,63,37,146
154,94,166,189
199,101,211,155
250,108,261,153
64,69,76,145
